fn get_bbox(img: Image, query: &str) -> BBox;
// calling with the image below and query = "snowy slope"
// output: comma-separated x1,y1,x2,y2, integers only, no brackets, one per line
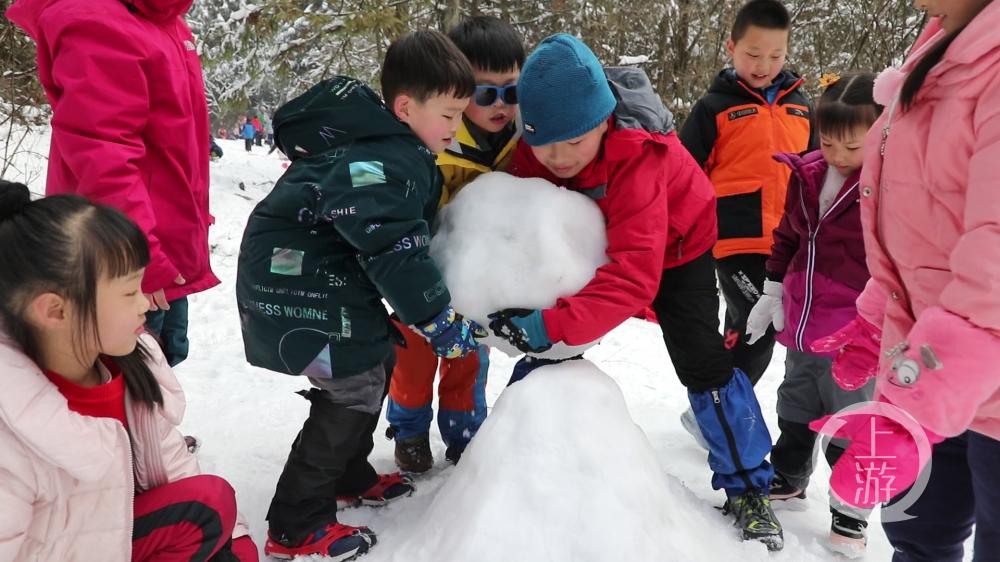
6,134,972,561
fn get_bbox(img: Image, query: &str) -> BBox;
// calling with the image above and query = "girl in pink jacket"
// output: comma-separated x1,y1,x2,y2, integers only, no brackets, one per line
812,2,1000,560
0,181,256,562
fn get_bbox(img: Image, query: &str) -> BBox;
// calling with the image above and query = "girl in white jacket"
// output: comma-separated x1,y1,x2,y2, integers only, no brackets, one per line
0,181,257,561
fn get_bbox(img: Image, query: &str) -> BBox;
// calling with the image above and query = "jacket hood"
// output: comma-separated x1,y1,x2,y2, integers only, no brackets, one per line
6,0,191,35
606,66,675,134
5,0,54,37
273,76,412,161
775,149,861,197
709,68,804,100
128,0,192,21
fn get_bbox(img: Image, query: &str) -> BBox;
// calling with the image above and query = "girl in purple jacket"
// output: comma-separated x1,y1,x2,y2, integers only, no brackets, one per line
744,73,883,557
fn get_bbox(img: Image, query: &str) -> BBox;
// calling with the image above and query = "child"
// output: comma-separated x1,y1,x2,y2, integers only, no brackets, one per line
241,119,256,152
251,114,264,146
812,3,1000,560
744,72,882,556
6,0,220,368
680,0,814,392
0,181,256,561
386,15,524,472
236,31,483,560
496,34,784,550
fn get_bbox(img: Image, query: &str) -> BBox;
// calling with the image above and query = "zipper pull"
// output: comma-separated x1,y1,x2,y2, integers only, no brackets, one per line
712,389,721,404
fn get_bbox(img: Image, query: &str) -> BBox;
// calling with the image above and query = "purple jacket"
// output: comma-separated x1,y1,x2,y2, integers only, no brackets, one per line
766,150,869,354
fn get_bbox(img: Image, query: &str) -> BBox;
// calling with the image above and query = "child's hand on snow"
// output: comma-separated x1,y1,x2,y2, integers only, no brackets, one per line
488,308,553,354
746,279,784,344
414,306,487,359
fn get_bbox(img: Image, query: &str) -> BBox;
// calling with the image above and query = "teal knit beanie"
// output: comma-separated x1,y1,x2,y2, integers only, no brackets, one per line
517,34,617,146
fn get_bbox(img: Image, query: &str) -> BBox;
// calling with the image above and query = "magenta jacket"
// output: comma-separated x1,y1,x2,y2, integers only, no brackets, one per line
6,0,220,299
766,150,868,354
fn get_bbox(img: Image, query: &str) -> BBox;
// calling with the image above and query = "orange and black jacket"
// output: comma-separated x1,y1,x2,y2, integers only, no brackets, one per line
680,69,816,259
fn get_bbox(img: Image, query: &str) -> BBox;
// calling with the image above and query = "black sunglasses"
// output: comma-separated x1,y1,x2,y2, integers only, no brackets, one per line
473,84,518,107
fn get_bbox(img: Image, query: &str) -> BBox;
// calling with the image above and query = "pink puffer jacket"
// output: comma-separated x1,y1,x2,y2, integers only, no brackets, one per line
855,6,1000,440
0,334,248,561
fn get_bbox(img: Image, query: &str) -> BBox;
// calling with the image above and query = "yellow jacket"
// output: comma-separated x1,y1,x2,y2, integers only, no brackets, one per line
436,118,519,207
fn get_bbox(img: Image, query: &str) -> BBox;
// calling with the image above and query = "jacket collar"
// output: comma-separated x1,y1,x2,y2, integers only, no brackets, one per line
710,68,805,105
901,5,1000,91
0,337,122,482
0,334,183,482
776,150,861,218
440,117,518,170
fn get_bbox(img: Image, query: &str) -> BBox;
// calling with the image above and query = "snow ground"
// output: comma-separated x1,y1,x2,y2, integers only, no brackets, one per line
6,135,974,561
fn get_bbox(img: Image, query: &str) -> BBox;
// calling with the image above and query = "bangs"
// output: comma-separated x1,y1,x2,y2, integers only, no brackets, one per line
815,101,879,141
448,17,525,74
82,205,151,280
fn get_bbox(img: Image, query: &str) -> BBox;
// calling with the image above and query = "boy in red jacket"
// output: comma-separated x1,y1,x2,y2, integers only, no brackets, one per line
491,34,784,550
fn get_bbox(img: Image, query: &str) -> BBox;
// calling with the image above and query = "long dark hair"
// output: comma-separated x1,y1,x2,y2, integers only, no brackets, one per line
0,180,163,406
900,8,991,110
816,72,884,139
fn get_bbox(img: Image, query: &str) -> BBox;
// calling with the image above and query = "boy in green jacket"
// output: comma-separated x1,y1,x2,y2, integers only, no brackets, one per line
236,30,483,560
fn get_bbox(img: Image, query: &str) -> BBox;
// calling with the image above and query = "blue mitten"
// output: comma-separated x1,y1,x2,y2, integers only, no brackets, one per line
415,306,487,359
487,308,553,353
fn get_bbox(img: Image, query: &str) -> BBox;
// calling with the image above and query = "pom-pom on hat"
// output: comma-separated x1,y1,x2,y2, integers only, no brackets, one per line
517,34,617,146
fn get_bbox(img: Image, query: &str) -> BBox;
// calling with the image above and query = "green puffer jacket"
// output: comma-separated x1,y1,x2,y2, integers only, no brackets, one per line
236,77,449,378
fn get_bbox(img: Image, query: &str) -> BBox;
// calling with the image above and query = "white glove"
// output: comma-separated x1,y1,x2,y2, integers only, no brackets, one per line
746,279,784,345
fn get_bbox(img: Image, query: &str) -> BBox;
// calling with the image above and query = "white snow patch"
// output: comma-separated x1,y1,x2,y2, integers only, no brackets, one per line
431,172,609,360
388,360,750,562
618,54,651,65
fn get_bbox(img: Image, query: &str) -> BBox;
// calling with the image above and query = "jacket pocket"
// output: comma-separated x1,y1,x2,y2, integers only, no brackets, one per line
716,188,763,240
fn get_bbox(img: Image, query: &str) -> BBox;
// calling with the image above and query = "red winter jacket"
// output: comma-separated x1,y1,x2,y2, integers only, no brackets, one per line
509,123,717,346
7,0,220,300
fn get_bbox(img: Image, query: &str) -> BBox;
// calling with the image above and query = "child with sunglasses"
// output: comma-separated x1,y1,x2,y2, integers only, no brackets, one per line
386,15,525,473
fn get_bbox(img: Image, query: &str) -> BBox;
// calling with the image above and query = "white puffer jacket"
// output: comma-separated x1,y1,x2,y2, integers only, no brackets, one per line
0,333,248,561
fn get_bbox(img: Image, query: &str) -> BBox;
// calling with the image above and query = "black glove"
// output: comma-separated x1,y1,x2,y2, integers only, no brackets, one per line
487,308,553,353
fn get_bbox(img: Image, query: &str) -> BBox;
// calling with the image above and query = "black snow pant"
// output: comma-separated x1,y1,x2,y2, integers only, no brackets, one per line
883,432,1000,562
653,249,774,495
266,352,394,544
652,249,734,392
244,138,253,152
716,252,775,386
